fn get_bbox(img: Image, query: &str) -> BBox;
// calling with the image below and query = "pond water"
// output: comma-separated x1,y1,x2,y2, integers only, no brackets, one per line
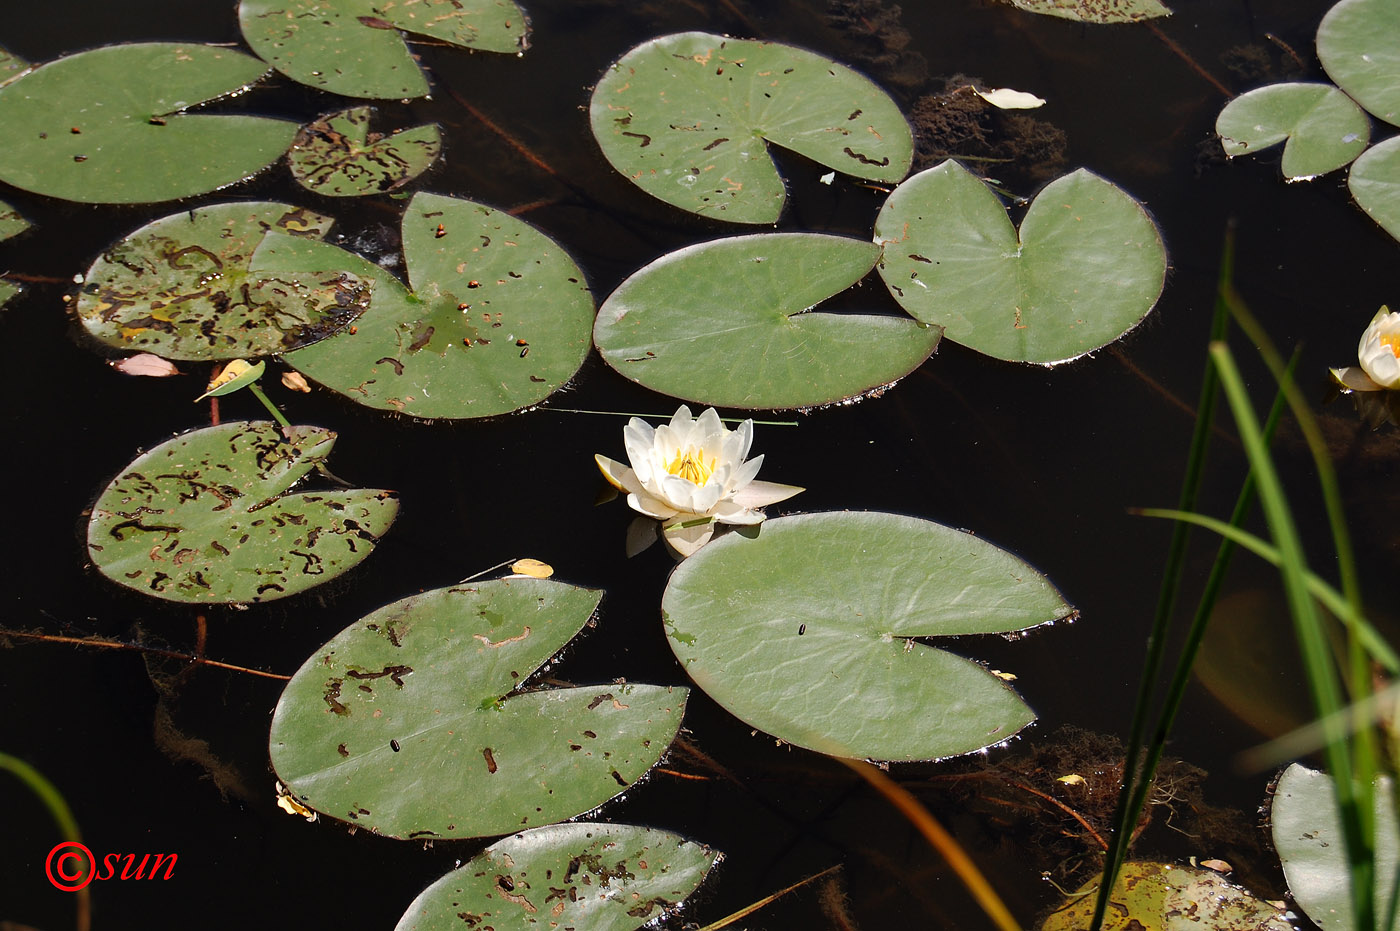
2,0,1398,928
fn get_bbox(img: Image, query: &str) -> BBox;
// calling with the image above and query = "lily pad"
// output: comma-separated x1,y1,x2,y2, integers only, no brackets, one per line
86,421,398,604
289,107,442,197
1216,83,1371,180
0,43,296,204
1038,861,1292,930
1349,135,1400,243
269,580,688,839
1002,0,1171,23
239,0,528,100
395,823,718,931
874,161,1166,364
662,512,1072,761
1318,0,1400,127
1271,763,1400,930
75,202,369,361
590,32,913,224
0,47,27,86
276,192,594,419
0,199,29,241
594,233,940,410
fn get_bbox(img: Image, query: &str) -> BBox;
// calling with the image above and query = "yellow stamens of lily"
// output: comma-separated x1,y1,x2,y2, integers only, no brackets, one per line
666,447,716,485
1381,331,1400,358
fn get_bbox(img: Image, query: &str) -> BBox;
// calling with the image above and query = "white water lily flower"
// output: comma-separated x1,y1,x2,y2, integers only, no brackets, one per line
1331,306,1400,391
595,405,803,556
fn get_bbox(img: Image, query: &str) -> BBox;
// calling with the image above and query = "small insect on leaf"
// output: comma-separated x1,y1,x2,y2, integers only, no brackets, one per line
508,558,553,579
195,359,265,402
109,353,181,377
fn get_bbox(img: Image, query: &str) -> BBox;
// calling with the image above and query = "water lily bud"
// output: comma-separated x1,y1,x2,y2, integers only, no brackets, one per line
1358,306,1400,390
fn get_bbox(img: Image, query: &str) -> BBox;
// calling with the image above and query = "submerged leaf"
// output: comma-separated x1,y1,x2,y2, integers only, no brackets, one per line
270,580,688,838
594,233,939,409
289,107,442,197
1039,861,1291,930
874,161,1166,364
394,824,718,931
590,32,912,224
1002,0,1171,24
75,203,366,361
86,421,397,604
239,0,528,99
1216,83,1371,180
0,43,296,204
1317,0,1400,127
663,512,1072,761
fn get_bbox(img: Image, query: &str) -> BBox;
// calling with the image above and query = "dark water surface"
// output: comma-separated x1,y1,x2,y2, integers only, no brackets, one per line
3,0,1398,928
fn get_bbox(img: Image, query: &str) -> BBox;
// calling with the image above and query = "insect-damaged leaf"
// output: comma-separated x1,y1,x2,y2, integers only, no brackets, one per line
1216,83,1371,180
590,32,912,224
874,161,1166,364
663,512,1071,761
1039,861,1291,931
0,43,296,204
86,421,397,604
76,203,367,362
269,580,688,839
394,823,718,931
277,192,594,420
593,233,939,409
289,107,442,197
1000,0,1171,24
239,0,528,100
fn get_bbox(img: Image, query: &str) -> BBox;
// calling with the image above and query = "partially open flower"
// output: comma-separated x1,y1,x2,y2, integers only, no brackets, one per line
1332,306,1400,392
595,405,803,556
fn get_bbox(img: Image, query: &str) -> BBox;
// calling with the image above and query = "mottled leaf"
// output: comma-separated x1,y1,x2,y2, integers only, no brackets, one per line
0,43,296,204
239,0,528,99
75,203,367,361
1216,83,1371,180
663,512,1071,761
590,32,912,224
594,233,940,409
1040,861,1291,930
1003,0,1171,24
1318,0,1400,127
86,421,397,604
289,107,441,197
270,580,688,839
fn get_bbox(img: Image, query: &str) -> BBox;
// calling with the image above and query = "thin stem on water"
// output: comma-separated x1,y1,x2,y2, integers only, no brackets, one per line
247,383,292,431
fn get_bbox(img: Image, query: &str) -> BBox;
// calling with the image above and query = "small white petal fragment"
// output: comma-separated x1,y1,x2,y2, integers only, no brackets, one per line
109,353,180,377
281,370,312,393
991,669,1018,681
975,87,1047,109
1057,774,1086,786
507,558,553,579
819,171,836,185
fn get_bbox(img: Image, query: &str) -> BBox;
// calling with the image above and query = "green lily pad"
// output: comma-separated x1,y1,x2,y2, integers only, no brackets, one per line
874,161,1166,364
0,280,19,309
590,32,913,224
594,233,940,410
276,192,594,419
395,823,718,931
662,512,1071,761
1271,763,1400,930
0,43,297,204
289,107,442,197
270,580,688,839
0,47,27,86
86,421,398,604
1002,0,1171,23
1038,861,1292,930
1318,0,1400,127
1350,135,1400,243
1216,83,1371,180
0,199,29,241
239,0,528,100
75,202,369,361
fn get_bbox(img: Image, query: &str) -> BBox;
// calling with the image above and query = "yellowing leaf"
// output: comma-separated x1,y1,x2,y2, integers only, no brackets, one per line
509,558,554,579
1057,773,1086,785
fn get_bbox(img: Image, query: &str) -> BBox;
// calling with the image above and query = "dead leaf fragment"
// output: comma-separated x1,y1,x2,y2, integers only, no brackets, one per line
110,353,181,377
1057,774,1086,786
507,558,553,579
281,370,312,393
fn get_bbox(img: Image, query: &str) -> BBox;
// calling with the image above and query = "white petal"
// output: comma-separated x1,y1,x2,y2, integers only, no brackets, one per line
975,87,1046,109
595,454,642,495
731,480,804,509
726,453,763,493
690,480,724,515
624,515,659,557
663,519,715,557
1362,349,1400,388
711,499,765,525
627,491,679,521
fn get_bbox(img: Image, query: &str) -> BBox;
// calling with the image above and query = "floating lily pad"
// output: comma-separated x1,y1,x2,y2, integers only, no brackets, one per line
662,512,1071,761
275,192,591,419
1039,861,1292,930
594,233,939,409
590,32,913,224
0,281,19,308
75,203,369,361
1318,0,1400,127
1271,763,1400,930
0,47,25,87
1216,83,1371,180
239,0,528,100
289,107,442,197
395,823,718,931
874,161,1166,364
0,43,296,204
0,199,29,241
270,580,688,839
1350,135,1400,243
1002,0,1171,23
86,421,398,604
